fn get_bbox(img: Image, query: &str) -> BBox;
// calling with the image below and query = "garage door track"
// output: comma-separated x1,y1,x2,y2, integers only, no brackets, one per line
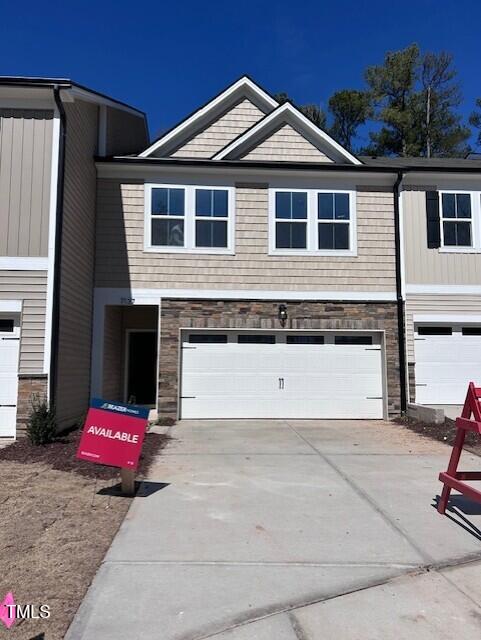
67,420,481,639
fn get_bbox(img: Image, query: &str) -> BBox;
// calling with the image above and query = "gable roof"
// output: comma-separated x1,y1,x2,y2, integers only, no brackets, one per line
140,75,278,158
213,102,362,165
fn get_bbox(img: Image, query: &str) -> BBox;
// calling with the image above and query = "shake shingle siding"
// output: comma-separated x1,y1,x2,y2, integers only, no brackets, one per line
95,181,396,292
170,99,265,158
0,270,47,374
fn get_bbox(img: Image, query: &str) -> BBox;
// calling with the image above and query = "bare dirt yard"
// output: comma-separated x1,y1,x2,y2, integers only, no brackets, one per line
395,415,481,456
0,428,169,639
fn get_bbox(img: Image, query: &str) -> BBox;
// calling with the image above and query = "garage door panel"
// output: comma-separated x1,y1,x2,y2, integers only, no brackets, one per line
182,395,383,420
0,325,20,437
415,327,481,404
181,333,384,420
182,373,279,396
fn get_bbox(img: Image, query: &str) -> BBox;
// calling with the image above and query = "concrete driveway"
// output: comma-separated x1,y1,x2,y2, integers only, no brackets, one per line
67,420,481,639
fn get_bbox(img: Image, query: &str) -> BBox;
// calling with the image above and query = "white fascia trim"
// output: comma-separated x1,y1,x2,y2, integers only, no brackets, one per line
0,257,49,270
407,284,481,295
95,287,397,304
139,77,278,158
68,87,144,117
0,300,22,313
413,313,481,324
43,111,60,376
213,102,362,165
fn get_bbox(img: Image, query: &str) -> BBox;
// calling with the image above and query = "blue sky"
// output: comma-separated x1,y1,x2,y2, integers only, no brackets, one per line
2,0,481,147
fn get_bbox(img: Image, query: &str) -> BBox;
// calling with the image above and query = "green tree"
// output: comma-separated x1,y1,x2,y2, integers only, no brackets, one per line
273,92,326,129
364,44,470,157
417,51,470,157
469,98,481,147
328,90,372,151
300,103,326,129
273,92,291,105
365,43,420,156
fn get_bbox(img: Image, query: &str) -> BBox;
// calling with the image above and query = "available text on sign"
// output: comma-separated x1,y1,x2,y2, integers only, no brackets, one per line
76,398,149,469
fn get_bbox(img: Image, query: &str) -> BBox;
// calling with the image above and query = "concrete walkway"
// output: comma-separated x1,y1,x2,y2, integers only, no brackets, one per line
67,420,481,639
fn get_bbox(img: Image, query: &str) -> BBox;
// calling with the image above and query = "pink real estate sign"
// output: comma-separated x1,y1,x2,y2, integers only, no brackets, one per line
76,399,149,470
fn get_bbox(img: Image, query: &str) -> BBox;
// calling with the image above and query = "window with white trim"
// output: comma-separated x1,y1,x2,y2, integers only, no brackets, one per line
275,191,308,249
151,187,185,247
195,189,229,248
318,192,350,250
440,192,472,248
145,184,234,253
270,188,356,255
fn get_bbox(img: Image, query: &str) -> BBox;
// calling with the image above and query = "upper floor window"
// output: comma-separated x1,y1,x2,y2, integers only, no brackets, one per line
318,193,350,250
151,187,185,247
270,188,356,256
145,184,234,254
275,191,308,249
441,192,472,248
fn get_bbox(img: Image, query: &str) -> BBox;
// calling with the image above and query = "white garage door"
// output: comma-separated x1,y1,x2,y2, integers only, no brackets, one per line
180,332,384,419
0,317,20,437
415,324,481,405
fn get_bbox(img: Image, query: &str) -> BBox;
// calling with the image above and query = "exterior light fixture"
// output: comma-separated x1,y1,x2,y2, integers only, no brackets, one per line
278,304,288,328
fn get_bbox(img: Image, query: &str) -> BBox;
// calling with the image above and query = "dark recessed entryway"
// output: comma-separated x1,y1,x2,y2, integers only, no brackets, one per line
126,331,157,406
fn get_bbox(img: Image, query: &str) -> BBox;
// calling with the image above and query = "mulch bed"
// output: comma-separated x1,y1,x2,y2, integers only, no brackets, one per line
395,415,481,456
0,427,171,479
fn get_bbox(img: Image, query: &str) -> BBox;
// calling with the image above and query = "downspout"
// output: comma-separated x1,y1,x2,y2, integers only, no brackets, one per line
393,171,407,412
49,87,67,407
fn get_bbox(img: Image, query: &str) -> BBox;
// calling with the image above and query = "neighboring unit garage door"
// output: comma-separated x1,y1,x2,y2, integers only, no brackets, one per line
180,332,384,419
415,324,481,405
0,317,20,437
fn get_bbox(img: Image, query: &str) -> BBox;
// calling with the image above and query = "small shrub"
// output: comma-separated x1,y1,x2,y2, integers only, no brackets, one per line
26,396,56,445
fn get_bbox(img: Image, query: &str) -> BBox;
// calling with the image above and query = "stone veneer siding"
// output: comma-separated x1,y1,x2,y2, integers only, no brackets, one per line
159,299,401,419
16,374,48,435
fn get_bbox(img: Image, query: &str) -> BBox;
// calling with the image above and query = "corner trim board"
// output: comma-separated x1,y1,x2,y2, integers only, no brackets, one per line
43,111,60,376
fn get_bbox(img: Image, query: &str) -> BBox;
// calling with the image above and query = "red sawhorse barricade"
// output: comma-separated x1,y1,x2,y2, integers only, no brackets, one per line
438,381,481,514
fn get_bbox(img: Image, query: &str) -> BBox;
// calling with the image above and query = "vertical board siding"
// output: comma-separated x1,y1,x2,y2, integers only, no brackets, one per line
102,306,123,401
0,109,53,257
0,270,47,373
406,294,481,361
241,124,333,162
105,107,149,156
55,102,98,428
170,99,265,158
95,181,396,291
403,188,481,285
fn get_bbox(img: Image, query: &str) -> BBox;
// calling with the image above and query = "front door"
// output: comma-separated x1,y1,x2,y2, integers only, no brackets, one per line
126,331,157,406
0,317,20,437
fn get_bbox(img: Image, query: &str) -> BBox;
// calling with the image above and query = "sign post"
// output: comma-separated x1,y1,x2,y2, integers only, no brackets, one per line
76,399,149,494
